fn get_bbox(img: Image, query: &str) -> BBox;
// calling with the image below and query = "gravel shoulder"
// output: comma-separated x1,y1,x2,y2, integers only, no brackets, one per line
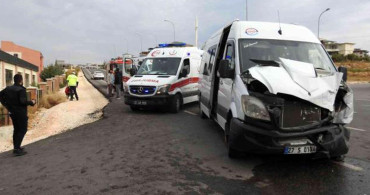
0,72,109,152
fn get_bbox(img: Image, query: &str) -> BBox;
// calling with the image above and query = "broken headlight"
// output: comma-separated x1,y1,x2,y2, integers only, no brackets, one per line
242,95,271,121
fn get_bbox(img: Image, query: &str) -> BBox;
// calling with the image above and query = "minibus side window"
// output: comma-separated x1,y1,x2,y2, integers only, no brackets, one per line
208,46,216,74
224,42,235,70
203,52,210,75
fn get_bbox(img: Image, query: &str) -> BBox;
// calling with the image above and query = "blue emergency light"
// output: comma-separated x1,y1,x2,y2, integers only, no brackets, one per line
158,42,187,48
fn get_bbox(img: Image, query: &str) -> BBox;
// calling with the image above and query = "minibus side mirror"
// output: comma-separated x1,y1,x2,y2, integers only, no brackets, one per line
218,60,234,79
338,66,348,82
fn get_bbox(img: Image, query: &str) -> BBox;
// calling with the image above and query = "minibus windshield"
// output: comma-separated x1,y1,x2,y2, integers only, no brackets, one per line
239,39,336,74
137,58,181,75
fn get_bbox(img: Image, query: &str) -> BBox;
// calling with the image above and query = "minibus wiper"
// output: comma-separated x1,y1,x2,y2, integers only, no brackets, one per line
249,59,280,67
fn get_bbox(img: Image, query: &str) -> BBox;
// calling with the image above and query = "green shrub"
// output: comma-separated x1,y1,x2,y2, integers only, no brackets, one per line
331,54,346,62
40,64,64,81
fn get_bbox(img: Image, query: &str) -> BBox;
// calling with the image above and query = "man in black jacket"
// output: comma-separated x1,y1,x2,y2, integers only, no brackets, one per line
114,68,122,99
0,74,35,156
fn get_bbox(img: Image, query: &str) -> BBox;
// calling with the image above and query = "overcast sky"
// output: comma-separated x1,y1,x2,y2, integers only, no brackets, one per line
1,0,369,65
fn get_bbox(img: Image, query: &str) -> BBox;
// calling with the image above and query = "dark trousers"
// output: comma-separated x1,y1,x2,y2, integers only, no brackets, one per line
10,113,28,150
69,86,78,100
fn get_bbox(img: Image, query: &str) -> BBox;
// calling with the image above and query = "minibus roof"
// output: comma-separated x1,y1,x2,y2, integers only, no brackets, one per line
233,21,320,44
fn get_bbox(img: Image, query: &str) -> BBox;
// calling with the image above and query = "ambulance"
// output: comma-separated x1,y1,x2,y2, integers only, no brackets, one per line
199,21,353,159
107,56,135,83
124,44,204,113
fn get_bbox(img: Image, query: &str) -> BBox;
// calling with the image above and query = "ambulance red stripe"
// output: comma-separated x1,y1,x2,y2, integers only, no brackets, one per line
169,77,199,92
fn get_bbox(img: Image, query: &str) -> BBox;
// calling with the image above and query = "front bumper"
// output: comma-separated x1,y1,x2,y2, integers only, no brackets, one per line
229,118,350,158
124,93,174,107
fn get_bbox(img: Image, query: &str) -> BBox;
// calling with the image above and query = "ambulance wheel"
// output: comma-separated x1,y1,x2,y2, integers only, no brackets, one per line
130,105,139,111
170,94,182,113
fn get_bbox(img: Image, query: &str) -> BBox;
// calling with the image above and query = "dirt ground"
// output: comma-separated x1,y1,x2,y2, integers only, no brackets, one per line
0,72,109,152
336,61,370,82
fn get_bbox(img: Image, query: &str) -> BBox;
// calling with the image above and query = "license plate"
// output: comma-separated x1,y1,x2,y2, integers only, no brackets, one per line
133,100,147,105
284,145,317,154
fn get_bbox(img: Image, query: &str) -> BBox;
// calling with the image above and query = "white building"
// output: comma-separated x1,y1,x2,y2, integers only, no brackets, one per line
321,39,355,56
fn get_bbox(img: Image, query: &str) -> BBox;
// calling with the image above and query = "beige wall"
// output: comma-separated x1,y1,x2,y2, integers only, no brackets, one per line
338,44,355,56
0,61,37,89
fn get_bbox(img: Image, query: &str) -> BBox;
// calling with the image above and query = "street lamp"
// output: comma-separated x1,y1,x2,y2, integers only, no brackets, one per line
135,33,143,52
164,19,176,42
318,8,330,39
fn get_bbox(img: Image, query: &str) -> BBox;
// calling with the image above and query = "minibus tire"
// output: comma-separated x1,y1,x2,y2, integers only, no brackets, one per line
170,94,182,113
225,121,239,158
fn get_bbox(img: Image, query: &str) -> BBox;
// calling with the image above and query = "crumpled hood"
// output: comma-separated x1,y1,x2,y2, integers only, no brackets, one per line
249,58,343,111
127,75,177,86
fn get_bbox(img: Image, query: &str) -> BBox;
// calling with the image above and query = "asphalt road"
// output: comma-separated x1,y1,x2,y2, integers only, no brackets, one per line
0,72,369,194
347,83,370,162
83,68,108,97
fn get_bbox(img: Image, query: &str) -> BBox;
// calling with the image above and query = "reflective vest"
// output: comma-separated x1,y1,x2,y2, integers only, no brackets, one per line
67,74,78,86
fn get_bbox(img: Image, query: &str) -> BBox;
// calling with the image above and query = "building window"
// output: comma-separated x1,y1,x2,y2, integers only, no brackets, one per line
14,54,18,58
6,69,13,86
32,75,36,85
25,74,30,87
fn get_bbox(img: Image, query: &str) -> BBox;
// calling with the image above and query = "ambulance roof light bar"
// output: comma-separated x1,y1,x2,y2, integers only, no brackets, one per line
158,42,187,48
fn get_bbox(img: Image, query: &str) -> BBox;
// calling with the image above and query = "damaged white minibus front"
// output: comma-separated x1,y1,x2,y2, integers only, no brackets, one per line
199,21,353,159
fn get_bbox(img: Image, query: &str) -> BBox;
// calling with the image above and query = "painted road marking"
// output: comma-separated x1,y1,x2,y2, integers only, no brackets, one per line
184,110,197,116
332,161,363,171
347,127,367,132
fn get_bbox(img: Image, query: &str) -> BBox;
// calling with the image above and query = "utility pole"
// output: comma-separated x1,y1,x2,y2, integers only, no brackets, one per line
195,16,198,48
246,0,248,21
151,35,158,47
125,39,129,53
135,33,143,52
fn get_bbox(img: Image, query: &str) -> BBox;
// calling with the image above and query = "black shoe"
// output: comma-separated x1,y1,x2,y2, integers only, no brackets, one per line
13,149,27,156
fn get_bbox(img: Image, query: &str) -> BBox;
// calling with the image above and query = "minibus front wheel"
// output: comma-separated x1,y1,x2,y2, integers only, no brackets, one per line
225,120,240,158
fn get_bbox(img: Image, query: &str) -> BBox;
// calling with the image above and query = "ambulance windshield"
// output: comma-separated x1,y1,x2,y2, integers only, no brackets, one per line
239,39,336,74
137,58,181,75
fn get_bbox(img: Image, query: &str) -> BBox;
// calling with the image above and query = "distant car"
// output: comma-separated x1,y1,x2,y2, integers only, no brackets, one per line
92,71,105,80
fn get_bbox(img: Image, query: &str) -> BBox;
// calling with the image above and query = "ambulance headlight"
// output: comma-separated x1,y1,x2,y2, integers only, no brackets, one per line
241,95,271,121
157,84,170,94
124,84,129,92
